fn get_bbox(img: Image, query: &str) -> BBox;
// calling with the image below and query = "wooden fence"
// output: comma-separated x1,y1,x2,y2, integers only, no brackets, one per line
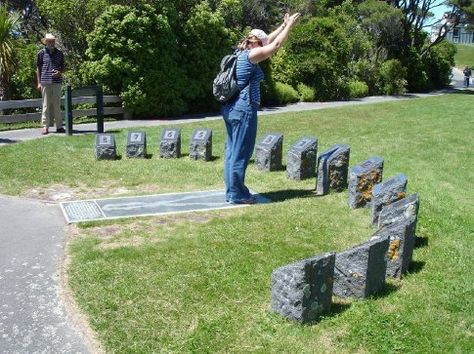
0,94,125,124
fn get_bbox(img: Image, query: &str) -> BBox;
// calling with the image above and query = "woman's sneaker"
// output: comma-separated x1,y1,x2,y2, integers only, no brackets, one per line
230,196,257,204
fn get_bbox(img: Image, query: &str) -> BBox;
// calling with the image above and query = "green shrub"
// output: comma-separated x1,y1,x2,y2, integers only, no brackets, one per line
82,4,187,117
179,2,233,113
377,59,407,95
347,80,369,98
10,41,41,100
425,41,456,89
297,83,316,102
275,82,299,104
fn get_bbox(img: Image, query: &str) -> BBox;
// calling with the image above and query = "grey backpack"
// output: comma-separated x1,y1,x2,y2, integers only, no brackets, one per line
213,52,240,103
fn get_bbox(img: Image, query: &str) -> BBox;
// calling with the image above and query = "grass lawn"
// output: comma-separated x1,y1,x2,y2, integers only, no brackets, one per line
0,93,473,353
455,44,474,69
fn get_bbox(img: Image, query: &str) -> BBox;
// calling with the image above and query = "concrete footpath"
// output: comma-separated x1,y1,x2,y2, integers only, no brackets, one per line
0,74,466,353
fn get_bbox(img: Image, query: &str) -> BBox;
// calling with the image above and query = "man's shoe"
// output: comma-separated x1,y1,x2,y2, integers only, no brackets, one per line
56,127,66,133
42,127,49,135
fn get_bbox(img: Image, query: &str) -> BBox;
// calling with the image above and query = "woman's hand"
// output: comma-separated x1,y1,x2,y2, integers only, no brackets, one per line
287,12,301,28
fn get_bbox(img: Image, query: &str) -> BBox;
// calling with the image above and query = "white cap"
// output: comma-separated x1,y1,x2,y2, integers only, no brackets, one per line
249,29,268,46
44,33,56,41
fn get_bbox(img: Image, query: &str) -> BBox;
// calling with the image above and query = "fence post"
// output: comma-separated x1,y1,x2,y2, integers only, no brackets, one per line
96,86,104,133
64,85,73,136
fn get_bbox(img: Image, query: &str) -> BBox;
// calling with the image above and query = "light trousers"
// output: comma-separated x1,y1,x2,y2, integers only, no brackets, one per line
41,83,63,128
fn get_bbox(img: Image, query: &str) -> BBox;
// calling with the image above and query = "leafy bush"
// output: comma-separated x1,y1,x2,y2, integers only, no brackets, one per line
10,41,41,99
274,82,299,104
376,59,407,95
297,83,316,102
347,80,369,98
425,41,456,89
400,47,429,92
272,14,356,101
179,2,233,113
82,4,187,117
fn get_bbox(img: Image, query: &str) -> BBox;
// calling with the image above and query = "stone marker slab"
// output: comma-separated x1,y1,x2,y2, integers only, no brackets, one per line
286,136,318,180
189,128,212,161
271,252,335,323
255,132,283,171
333,236,389,298
159,128,181,158
378,194,420,232
372,221,415,278
371,173,408,225
60,190,270,223
348,156,384,209
126,131,147,158
95,133,116,160
316,144,350,195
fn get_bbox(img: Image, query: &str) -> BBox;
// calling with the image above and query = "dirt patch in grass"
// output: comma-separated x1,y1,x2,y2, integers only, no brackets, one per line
82,213,215,250
22,182,165,202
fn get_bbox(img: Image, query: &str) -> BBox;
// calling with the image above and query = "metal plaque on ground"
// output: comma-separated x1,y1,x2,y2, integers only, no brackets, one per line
60,190,270,223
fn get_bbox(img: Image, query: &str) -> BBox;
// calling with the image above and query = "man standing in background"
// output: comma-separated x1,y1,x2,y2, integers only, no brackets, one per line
36,33,65,135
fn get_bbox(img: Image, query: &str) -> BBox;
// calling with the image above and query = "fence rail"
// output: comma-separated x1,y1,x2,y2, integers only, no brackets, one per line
0,95,124,124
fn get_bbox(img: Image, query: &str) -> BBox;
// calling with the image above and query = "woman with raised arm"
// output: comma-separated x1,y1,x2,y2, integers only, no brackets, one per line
223,12,301,204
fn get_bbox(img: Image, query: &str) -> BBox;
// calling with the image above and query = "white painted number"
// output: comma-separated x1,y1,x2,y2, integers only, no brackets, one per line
100,136,111,145
130,133,142,142
297,139,309,149
165,130,176,139
263,135,276,145
194,130,206,140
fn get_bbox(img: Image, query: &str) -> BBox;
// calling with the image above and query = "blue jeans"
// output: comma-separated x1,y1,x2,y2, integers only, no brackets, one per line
222,104,258,202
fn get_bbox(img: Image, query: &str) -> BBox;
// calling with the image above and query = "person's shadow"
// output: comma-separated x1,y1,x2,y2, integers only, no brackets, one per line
260,189,315,202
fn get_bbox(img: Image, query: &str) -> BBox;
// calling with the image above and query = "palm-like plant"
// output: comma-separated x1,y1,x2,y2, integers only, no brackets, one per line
0,3,20,100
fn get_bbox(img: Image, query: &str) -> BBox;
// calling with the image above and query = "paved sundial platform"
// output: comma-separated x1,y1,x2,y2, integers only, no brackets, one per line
60,190,270,223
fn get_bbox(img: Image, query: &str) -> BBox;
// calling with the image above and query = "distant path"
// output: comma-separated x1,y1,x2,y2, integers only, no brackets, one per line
0,90,455,147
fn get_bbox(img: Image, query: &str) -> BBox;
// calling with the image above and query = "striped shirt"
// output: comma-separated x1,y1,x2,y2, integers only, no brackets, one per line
37,48,65,84
235,50,264,106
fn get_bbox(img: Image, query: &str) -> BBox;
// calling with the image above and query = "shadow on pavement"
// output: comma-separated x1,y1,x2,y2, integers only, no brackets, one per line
0,138,18,144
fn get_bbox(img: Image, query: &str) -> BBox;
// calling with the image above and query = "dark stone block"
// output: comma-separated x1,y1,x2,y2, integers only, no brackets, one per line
126,131,147,158
189,128,212,161
333,236,389,298
271,252,335,323
371,173,408,225
159,128,181,158
95,133,116,160
316,144,350,195
348,156,384,209
378,194,420,233
372,220,416,278
255,133,283,171
286,136,318,180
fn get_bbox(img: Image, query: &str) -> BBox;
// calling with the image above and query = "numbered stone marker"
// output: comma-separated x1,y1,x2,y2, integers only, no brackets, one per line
126,131,147,158
189,128,212,161
159,128,181,158
371,173,408,225
255,133,283,171
316,144,350,195
286,136,318,180
271,252,335,324
95,133,116,160
372,221,416,278
333,236,389,299
348,156,384,209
